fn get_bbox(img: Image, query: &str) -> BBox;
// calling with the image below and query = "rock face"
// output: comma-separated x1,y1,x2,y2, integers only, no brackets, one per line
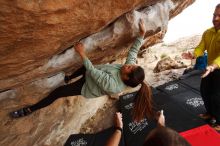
153,57,187,73
0,0,194,91
0,94,109,146
0,0,156,90
0,0,195,146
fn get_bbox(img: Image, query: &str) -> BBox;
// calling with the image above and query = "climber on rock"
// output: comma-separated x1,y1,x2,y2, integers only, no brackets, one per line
10,19,155,122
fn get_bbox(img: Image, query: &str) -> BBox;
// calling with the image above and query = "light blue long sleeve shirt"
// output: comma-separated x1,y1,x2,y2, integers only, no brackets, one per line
81,37,144,98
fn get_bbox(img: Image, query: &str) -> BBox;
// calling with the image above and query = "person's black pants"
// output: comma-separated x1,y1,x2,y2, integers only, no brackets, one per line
200,69,220,124
29,67,86,112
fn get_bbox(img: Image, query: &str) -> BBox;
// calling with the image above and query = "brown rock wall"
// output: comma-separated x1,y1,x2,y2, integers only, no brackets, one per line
0,0,196,145
0,0,156,81
0,0,195,91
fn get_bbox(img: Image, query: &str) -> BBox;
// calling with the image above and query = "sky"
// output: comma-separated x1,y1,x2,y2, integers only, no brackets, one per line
163,0,220,43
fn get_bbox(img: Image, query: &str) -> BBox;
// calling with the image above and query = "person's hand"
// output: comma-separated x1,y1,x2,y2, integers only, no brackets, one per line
201,64,218,78
139,19,146,38
74,42,84,55
74,42,86,59
181,52,195,60
157,110,165,127
115,112,123,129
182,52,196,66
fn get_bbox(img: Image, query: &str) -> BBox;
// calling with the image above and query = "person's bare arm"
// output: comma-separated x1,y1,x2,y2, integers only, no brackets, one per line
105,112,123,146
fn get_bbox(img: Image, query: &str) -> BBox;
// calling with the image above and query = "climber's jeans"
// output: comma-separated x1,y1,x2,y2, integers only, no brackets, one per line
29,68,86,112
67,66,86,80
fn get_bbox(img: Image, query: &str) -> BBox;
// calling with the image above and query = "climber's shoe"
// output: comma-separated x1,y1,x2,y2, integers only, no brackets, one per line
10,107,32,118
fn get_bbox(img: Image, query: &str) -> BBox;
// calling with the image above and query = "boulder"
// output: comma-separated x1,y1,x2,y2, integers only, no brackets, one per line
0,0,195,91
153,56,187,73
0,0,195,145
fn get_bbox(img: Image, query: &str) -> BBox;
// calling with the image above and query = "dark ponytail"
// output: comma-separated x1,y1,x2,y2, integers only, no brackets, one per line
122,66,155,122
132,81,155,122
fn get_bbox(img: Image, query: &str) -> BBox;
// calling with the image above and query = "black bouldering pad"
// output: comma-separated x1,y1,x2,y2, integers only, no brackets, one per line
156,76,206,116
64,127,125,146
64,133,95,146
119,92,157,146
153,92,206,132
157,80,188,96
168,90,206,115
179,73,202,93
118,85,206,146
